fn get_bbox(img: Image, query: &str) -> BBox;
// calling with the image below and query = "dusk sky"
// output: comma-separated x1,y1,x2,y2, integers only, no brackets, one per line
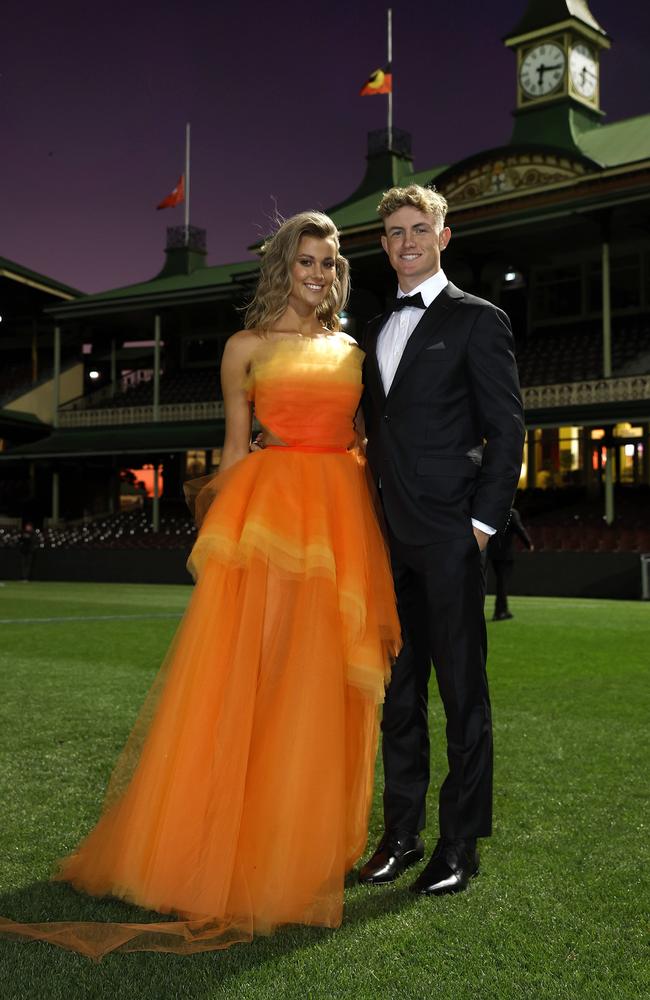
4,1,649,293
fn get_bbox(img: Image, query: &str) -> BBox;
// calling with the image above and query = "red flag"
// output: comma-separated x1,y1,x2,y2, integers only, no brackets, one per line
156,174,185,210
360,63,393,96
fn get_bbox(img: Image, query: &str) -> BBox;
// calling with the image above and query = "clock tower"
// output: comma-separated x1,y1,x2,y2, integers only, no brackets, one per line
504,0,611,149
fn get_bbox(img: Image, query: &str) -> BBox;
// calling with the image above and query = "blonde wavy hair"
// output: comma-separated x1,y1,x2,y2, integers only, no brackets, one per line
378,184,448,230
245,211,350,333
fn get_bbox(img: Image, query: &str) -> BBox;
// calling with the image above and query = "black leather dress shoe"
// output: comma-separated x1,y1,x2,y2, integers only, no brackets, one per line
359,832,425,885
492,611,513,621
409,838,479,896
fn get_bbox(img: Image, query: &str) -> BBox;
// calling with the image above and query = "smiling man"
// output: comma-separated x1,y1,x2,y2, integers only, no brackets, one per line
359,184,524,896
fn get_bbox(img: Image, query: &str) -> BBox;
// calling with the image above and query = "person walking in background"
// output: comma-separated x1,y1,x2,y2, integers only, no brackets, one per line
359,183,524,898
487,507,533,621
17,523,35,582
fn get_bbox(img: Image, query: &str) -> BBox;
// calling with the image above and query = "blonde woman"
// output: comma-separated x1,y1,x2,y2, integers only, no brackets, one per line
1,212,400,959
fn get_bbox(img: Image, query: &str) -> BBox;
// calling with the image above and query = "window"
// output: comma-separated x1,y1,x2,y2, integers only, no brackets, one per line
185,451,207,478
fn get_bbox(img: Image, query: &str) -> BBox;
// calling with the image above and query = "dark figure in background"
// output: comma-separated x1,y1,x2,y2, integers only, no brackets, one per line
487,508,533,621
18,523,35,582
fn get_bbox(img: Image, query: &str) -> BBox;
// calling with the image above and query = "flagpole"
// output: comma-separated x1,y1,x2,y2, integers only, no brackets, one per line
184,122,191,245
387,8,393,149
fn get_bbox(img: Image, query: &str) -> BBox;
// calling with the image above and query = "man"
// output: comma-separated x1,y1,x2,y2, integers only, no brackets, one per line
18,522,35,582
487,507,533,621
359,184,524,896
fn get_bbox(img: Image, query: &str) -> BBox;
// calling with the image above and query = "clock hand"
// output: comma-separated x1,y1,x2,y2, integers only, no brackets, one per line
539,63,563,74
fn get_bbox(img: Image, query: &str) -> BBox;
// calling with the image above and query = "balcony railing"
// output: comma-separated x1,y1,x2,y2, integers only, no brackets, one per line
55,375,648,428
59,400,224,427
522,374,650,409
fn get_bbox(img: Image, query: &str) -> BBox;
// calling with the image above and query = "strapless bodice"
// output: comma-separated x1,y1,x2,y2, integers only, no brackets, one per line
247,335,363,450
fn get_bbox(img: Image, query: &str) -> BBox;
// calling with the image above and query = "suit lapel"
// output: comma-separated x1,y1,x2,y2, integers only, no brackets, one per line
363,313,389,406
387,282,464,400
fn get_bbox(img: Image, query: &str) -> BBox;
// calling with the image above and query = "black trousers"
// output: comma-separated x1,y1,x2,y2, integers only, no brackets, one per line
382,532,492,841
491,559,514,617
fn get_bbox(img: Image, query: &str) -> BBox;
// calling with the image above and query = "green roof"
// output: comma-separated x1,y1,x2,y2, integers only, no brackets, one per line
47,259,258,319
0,256,82,299
331,111,650,238
577,114,650,167
505,0,607,40
329,166,448,232
0,407,47,427
0,421,225,460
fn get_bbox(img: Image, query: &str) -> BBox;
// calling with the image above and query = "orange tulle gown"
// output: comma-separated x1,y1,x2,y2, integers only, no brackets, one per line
0,334,400,960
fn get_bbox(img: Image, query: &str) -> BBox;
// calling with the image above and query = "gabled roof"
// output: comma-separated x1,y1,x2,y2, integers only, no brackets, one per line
0,256,81,299
47,259,258,319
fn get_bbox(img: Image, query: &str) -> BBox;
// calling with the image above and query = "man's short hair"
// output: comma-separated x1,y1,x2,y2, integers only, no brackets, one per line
377,184,448,229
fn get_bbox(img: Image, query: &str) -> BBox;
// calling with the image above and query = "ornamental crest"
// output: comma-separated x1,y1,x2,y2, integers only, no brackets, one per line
439,153,590,206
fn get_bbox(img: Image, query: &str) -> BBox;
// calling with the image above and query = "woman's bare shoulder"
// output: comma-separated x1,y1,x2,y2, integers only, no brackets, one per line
223,329,261,362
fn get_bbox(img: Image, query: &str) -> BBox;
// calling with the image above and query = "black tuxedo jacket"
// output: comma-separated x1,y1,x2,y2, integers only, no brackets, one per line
361,281,525,546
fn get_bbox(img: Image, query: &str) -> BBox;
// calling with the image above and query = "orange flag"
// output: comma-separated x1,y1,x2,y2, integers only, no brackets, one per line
360,63,392,96
156,175,185,210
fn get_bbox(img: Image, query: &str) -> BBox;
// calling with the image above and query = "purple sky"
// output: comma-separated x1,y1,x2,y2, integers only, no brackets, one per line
4,1,649,293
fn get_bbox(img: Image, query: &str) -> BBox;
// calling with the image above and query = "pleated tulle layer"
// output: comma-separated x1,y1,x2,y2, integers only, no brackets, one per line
0,445,400,960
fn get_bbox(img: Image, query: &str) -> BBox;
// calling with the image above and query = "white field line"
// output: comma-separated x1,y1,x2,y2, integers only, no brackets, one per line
0,613,183,625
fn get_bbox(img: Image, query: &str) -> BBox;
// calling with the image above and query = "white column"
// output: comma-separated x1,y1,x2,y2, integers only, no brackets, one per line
152,315,162,532
602,238,614,524
53,325,61,427
387,8,393,149
153,314,161,422
110,338,117,398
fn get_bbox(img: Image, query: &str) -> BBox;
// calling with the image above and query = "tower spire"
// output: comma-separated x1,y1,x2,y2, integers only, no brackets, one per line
505,0,608,41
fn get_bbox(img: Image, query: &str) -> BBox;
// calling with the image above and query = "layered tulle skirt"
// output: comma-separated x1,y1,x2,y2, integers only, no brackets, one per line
0,447,400,959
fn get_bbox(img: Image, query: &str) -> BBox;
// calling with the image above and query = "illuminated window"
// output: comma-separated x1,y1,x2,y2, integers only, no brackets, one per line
185,450,207,477
559,426,580,472
613,422,643,438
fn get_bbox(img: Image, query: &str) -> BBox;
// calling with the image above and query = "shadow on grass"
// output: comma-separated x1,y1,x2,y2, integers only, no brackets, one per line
0,872,420,996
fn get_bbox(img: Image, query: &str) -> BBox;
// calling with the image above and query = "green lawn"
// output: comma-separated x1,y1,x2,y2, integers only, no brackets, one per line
0,582,648,1000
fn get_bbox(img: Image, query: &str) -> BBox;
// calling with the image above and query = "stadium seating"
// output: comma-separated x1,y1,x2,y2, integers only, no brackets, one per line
517,486,650,552
0,510,197,552
71,369,221,411
1,487,647,555
516,315,650,387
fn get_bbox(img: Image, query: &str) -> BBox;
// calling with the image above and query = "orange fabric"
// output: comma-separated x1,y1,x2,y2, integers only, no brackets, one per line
0,335,400,960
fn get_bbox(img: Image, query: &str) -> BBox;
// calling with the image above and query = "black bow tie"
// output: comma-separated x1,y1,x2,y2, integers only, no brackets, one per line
388,292,426,312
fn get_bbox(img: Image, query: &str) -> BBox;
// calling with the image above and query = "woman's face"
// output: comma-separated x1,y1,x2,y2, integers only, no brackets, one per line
289,235,337,312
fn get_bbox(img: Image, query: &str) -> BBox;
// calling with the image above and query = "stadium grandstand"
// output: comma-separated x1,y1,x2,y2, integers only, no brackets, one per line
1,0,649,597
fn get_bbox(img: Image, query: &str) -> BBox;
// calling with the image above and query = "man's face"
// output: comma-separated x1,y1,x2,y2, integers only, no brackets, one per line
380,206,451,292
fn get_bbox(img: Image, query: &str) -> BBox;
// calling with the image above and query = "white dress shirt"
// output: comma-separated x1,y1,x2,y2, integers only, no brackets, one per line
377,269,495,537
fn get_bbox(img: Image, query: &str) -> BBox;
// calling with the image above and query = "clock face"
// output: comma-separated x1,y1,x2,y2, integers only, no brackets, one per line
570,43,598,99
520,43,566,98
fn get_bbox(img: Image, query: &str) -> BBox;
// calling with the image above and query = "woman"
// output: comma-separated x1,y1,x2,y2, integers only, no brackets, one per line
0,212,400,959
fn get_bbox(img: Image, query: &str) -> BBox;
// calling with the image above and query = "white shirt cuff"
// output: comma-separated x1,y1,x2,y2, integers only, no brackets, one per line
471,518,496,536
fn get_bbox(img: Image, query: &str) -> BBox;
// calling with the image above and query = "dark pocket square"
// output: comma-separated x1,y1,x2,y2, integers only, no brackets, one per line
426,341,446,350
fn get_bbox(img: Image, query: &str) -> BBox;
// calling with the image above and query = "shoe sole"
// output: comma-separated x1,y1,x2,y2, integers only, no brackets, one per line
359,846,426,886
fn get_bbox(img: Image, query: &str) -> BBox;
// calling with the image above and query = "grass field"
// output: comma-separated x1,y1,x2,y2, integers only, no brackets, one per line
0,581,648,1000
